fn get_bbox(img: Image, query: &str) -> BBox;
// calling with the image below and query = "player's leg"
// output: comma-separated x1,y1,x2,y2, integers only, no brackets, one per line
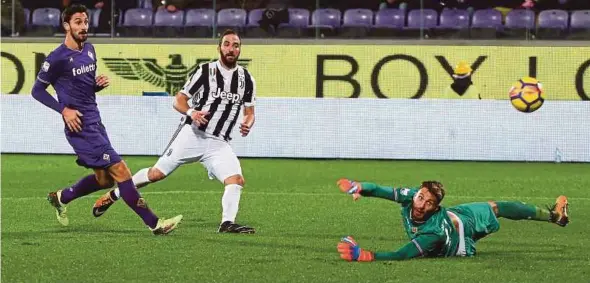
107,160,182,235
46,170,115,226
92,123,204,217
203,140,255,234
491,196,569,227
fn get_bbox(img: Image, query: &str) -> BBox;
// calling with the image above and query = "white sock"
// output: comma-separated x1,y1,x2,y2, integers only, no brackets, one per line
221,184,243,223
114,168,151,199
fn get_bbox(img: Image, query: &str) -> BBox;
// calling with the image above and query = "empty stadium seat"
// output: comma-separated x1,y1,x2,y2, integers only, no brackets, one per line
309,8,341,37
184,9,215,37
569,10,590,39
537,9,568,39
339,9,373,38
276,8,310,38
470,9,502,39
29,8,61,36
119,8,153,37
245,9,273,38
154,9,184,37
435,8,470,38
503,9,535,39
369,8,405,38
404,9,438,38
216,8,247,36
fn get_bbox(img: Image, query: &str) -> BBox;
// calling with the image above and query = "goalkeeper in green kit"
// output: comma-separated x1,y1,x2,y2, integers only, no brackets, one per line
336,179,570,262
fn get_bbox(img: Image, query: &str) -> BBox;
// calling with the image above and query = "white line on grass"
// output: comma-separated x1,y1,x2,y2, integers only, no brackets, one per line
1,190,589,201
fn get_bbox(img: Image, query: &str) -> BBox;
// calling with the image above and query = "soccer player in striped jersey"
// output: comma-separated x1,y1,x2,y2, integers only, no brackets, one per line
336,179,569,261
92,29,256,233
32,4,182,235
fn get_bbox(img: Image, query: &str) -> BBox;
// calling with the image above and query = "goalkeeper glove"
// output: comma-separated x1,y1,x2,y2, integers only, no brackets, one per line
337,236,374,262
337,179,362,201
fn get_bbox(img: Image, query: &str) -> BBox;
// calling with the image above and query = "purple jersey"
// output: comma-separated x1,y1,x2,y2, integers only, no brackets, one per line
37,43,101,124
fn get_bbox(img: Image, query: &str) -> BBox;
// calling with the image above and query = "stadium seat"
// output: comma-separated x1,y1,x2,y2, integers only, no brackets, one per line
339,9,373,38
216,8,247,36
23,8,30,27
309,8,341,38
569,10,590,39
154,9,184,37
536,9,568,39
276,8,310,38
470,9,502,39
503,9,535,39
245,9,273,38
435,8,470,38
119,8,153,37
403,9,438,38
184,9,215,37
369,8,405,38
29,8,61,36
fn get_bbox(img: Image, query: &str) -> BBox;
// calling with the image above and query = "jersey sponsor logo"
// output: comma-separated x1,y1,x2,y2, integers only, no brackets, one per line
72,63,96,76
212,87,242,104
102,55,251,95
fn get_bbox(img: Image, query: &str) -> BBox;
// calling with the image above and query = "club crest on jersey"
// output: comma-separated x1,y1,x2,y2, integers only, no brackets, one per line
212,88,242,103
411,227,418,233
238,74,245,89
103,153,110,161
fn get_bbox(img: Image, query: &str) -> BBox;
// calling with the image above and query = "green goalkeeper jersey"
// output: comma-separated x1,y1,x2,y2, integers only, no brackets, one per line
394,187,461,257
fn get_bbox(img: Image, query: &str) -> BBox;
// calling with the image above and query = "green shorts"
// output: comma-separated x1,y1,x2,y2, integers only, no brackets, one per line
448,202,501,256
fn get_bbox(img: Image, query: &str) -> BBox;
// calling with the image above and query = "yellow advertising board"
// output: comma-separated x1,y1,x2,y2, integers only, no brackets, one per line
1,43,589,100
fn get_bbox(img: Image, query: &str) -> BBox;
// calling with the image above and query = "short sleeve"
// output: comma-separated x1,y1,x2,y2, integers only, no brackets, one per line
243,71,256,107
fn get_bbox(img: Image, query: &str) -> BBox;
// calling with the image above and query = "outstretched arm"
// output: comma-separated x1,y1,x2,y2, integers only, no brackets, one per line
337,179,417,203
338,235,439,262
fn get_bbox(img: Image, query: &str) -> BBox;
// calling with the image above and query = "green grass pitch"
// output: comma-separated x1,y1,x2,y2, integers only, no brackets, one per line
1,154,589,282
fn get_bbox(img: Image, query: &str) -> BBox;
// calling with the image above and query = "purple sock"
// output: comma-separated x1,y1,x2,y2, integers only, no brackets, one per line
118,179,159,229
60,174,108,204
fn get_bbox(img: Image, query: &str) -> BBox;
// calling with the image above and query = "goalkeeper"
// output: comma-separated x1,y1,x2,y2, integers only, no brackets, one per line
336,179,569,262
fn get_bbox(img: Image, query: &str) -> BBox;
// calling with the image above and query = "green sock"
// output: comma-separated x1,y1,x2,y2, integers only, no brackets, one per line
496,201,552,222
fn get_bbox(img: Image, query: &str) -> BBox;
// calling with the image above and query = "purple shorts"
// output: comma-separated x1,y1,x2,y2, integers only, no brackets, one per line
65,121,122,169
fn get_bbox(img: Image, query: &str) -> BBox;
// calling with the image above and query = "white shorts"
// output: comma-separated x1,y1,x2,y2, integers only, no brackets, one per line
154,123,242,182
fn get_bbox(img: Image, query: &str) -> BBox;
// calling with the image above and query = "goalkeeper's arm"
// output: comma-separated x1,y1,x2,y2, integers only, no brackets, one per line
373,240,423,261
338,236,434,262
338,179,416,203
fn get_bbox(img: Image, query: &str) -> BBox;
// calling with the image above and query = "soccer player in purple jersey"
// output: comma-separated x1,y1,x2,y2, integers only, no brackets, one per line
31,4,182,235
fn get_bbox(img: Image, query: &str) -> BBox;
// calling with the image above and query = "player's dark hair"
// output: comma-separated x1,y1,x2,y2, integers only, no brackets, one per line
62,4,88,24
218,29,241,46
421,181,445,205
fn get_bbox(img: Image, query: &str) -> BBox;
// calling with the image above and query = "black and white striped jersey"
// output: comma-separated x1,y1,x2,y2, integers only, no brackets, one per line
180,60,256,141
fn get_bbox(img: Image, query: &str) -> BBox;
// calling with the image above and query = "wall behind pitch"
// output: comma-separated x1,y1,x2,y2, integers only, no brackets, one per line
2,96,589,162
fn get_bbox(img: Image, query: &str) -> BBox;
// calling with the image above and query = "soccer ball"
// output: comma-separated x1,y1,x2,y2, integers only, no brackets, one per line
509,77,545,113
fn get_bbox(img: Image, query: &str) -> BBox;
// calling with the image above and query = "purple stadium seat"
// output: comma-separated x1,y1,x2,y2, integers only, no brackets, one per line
571,10,590,29
439,9,470,29
31,8,60,27
311,8,341,28
154,10,184,27
374,9,405,28
154,9,184,37
287,8,310,27
27,8,61,36
276,9,310,38
248,9,265,27
471,9,502,29
505,9,535,29
538,10,568,29
120,8,153,37
185,9,215,26
407,9,438,29
217,8,247,28
23,8,30,26
470,9,502,38
184,9,215,37
123,8,153,27
342,9,373,27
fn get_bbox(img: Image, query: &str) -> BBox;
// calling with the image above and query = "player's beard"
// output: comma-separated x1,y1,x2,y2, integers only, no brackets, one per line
219,49,238,69
72,30,88,43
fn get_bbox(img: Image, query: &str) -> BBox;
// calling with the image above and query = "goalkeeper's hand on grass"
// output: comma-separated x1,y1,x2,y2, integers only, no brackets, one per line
337,236,374,262
337,178,362,201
